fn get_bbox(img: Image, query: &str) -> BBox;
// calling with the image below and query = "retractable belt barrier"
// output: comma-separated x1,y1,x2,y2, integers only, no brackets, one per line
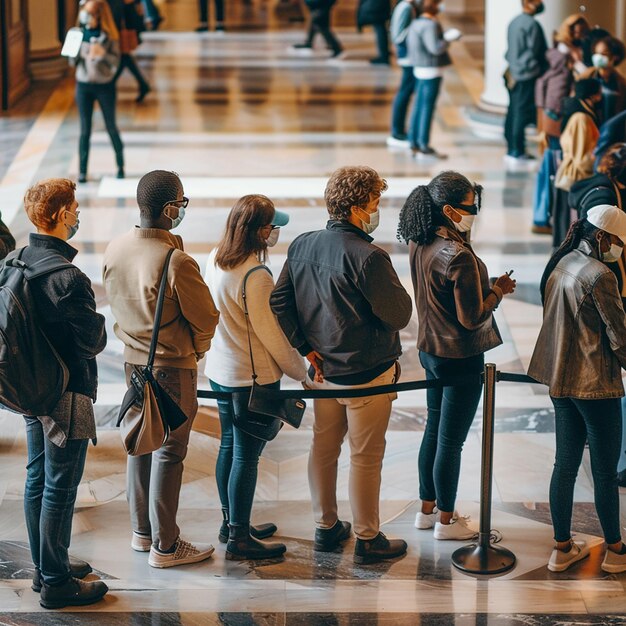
197,365,541,576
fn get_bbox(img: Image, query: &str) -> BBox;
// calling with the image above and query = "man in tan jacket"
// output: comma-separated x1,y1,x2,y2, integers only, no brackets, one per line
103,170,219,568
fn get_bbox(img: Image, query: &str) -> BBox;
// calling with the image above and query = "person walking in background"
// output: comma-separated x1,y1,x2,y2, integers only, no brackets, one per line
103,170,220,569
405,0,460,160
204,195,306,560
21,179,108,609
387,0,422,147
504,0,548,164
397,170,516,541
71,0,124,183
529,205,626,574
552,78,602,247
197,0,225,32
271,166,412,564
357,0,392,64
291,0,343,58
580,36,626,124
142,0,162,30
106,0,152,103
0,211,15,260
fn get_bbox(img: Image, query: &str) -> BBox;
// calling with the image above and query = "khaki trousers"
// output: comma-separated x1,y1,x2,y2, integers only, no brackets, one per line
125,364,198,551
307,363,398,540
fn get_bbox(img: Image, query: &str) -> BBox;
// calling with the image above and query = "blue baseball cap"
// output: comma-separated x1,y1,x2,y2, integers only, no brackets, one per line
272,209,289,227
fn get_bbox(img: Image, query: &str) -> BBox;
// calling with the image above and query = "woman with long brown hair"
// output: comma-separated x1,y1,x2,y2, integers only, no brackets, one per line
204,194,305,561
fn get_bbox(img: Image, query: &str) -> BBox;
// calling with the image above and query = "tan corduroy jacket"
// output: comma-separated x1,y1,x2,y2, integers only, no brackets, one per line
103,227,219,369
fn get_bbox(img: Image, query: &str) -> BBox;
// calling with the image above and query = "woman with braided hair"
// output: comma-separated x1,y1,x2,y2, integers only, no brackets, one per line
397,170,516,541
529,206,626,573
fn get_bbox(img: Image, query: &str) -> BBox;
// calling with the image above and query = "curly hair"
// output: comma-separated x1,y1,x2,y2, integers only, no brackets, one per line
324,166,388,220
595,36,626,66
598,143,626,184
24,178,76,232
214,194,275,270
540,219,600,304
137,170,183,220
397,170,483,246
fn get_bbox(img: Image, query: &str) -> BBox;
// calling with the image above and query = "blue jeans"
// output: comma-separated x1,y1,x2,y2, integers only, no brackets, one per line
550,396,622,544
390,66,415,138
533,148,559,227
408,76,442,150
210,380,279,525
23,417,88,586
418,351,484,512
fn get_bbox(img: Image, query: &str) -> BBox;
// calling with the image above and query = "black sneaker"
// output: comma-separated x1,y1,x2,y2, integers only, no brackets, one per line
354,532,407,564
416,146,448,160
369,57,390,65
313,519,351,552
195,24,209,32
40,578,108,610
219,521,278,543
32,558,93,593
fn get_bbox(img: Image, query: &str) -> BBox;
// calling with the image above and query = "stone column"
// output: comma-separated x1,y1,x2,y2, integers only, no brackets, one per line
480,0,619,111
28,0,67,80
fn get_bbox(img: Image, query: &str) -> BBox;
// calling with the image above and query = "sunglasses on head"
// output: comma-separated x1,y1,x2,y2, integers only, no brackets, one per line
454,203,479,215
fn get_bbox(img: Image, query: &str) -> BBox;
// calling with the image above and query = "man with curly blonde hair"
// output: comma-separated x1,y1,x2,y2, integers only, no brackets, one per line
271,165,412,564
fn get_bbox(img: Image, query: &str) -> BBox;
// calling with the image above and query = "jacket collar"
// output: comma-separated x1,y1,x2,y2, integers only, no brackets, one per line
29,233,78,262
577,238,600,260
435,225,470,246
133,226,184,251
326,220,373,243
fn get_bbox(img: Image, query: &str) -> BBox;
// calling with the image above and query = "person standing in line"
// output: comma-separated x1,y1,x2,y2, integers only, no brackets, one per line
503,0,548,164
387,0,422,147
405,0,460,160
105,0,152,103
197,0,225,32
0,210,15,260
271,166,413,565
103,170,220,568
71,0,125,183
21,179,108,609
595,109,626,166
291,0,343,58
580,36,626,124
528,205,626,574
396,171,516,540
204,195,306,560
357,0,392,64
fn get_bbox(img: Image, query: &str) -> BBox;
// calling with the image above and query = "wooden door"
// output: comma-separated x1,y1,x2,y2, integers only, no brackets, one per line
0,0,30,110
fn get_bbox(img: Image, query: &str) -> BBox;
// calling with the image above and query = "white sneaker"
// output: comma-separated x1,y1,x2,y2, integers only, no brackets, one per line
386,136,410,149
415,507,438,529
433,516,477,541
601,547,626,573
547,540,589,572
148,538,215,568
131,531,152,552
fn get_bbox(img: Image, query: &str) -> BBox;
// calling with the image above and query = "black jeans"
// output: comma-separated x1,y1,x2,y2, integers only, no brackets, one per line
504,78,537,157
75,81,124,175
210,380,280,525
550,396,622,544
198,0,224,24
372,22,389,61
304,7,342,54
418,351,484,512
114,53,149,91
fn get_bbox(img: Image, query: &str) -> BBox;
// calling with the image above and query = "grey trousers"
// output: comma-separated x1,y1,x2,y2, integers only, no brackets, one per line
125,364,198,551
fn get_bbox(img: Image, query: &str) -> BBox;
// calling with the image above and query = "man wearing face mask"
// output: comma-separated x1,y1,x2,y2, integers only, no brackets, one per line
20,179,108,608
103,170,220,568
504,0,548,163
271,166,413,564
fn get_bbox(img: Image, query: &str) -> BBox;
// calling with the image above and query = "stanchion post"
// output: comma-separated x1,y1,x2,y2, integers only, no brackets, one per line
451,363,516,575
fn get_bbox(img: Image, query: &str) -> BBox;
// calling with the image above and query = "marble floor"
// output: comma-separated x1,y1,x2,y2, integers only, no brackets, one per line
1,0,625,622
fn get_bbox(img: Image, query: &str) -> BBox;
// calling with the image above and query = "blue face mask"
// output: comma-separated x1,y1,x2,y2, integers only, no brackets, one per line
64,210,80,240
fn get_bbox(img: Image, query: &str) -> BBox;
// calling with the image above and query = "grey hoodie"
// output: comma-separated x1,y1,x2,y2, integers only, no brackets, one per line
406,16,451,69
71,30,120,84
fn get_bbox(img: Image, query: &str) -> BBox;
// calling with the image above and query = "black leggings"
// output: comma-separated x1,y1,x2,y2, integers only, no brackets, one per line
198,0,224,24
114,54,149,91
76,81,124,176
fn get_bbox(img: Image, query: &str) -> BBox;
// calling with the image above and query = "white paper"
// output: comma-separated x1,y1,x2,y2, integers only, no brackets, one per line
443,28,462,42
61,28,84,58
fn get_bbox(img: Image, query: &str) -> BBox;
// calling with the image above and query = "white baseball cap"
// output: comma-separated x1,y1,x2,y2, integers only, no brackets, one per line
586,205,626,243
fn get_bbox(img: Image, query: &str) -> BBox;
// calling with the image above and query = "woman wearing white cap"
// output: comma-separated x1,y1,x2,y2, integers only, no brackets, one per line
204,195,306,560
529,204,626,574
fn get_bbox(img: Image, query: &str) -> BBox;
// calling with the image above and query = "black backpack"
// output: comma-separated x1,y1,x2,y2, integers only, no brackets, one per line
0,249,70,416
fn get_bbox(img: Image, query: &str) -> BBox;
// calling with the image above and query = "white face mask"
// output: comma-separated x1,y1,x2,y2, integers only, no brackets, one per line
358,209,379,235
448,208,475,233
266,228,280,247
602,242,623,263
592,53,610,69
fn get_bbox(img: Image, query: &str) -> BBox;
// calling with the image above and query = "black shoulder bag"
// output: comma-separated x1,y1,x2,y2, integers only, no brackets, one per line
231,265,306,442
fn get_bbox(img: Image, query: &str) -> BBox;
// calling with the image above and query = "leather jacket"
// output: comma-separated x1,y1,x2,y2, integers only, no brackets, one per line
410,227,503,358
528,241,626,399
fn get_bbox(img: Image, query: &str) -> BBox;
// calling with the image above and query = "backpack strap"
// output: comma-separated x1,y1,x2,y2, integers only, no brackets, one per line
3,247,73,280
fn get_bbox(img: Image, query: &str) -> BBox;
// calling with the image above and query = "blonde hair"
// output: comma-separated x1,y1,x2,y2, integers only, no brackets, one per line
78,0,120,40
